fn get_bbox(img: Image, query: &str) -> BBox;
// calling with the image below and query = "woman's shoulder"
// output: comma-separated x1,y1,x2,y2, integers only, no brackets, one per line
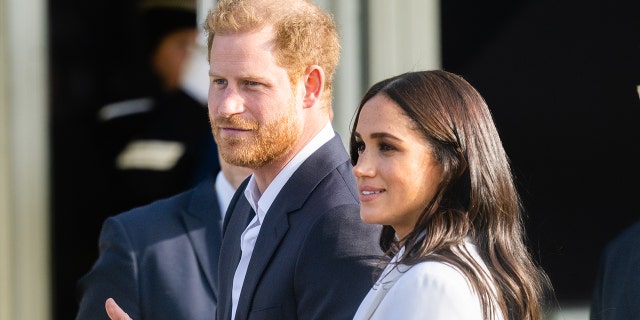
379,260,483,319
398,260,473,292
402,239,488,289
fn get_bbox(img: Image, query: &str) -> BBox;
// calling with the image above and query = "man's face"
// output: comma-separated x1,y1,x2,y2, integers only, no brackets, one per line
208,26,302,169
152,28,198,90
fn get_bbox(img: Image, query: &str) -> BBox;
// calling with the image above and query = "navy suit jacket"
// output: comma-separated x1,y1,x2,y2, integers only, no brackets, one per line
590,219,640,320
217,134,383,320
76,175,222,320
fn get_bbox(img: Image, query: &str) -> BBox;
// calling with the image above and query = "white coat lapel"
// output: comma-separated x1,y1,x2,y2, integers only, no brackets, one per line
354,262,409,320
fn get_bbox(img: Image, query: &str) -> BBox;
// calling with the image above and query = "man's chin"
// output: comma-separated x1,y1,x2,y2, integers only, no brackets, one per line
220,149,260,169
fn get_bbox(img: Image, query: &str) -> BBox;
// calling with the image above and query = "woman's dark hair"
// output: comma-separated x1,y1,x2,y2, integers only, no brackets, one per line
350,70,553,320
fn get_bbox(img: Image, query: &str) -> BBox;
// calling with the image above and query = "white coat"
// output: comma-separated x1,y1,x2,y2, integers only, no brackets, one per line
353,239,503,320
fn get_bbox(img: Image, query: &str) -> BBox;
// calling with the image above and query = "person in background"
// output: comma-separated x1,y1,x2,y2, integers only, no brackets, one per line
62,1,217,318
76,152,251,320
104,0,384,319
96,0,218,215
590,219,640,320
350,70,554,319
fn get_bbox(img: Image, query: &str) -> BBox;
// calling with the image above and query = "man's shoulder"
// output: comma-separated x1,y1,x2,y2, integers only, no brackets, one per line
299,135,358,200
112,181,207,224
606,219,640,255
110,192,189,225
101,183,219,247
309,161,358,204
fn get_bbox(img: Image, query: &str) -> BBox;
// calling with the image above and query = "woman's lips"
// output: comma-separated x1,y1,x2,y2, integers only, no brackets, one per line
358,187,385,202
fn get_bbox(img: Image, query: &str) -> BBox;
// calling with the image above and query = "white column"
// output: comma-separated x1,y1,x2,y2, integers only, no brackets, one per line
1,0,51,318
317,0,441,145
315,0,365,146
367,0,441,85
0,1,12,318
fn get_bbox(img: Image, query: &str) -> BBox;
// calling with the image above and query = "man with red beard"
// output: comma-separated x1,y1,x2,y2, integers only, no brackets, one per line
103,0,383,319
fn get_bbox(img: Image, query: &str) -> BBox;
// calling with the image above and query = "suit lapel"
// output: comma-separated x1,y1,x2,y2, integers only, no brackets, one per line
180,175,221,300
235,209,289,318
219,193,254,320
234,135,351,318
355,264,407,319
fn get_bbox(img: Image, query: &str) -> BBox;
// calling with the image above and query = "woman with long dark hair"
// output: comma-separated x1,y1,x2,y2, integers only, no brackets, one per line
350,70,553,319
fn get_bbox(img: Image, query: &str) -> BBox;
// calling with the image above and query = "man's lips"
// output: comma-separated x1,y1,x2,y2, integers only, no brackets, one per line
217,126,252,137
220,126,249,132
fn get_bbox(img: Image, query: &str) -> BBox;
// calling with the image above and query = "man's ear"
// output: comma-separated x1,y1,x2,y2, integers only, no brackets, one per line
302,65,324,109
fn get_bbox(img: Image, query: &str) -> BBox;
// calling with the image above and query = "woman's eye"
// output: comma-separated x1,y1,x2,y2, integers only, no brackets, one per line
354,141,365,154
379,142,395,152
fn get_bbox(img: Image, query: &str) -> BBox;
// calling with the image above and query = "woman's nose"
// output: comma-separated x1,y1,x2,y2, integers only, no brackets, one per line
352,153,374,177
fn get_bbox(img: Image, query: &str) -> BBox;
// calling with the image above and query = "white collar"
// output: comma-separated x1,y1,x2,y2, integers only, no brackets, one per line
243,122,334,224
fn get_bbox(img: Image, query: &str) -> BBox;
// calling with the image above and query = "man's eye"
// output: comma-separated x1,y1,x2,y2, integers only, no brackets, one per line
212,79,226,85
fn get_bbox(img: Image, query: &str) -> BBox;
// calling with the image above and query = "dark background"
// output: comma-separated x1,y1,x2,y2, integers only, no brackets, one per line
441,0,640,303
49,0,148,319
49,0,640,319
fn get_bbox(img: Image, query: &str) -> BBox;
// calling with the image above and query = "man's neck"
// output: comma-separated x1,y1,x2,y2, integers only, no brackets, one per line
251,119,330,193
251,136,305,193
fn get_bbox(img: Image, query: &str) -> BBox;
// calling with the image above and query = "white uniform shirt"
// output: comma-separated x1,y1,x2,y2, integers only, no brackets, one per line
215,170,239,219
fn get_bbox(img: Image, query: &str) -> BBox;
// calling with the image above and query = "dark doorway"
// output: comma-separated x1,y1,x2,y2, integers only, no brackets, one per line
48,0,145,318
442,0,640,304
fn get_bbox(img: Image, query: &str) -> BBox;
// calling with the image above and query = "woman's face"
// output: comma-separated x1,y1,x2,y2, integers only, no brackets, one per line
352,94,444,239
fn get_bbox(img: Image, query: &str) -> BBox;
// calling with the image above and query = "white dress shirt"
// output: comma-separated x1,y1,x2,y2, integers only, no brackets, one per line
215,170,240,219
230,122,335,319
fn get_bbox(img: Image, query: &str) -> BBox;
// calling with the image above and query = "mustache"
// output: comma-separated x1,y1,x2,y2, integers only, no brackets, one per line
212,115,259,130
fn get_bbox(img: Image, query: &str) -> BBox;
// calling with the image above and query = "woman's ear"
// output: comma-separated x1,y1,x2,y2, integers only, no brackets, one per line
302,65,324,109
